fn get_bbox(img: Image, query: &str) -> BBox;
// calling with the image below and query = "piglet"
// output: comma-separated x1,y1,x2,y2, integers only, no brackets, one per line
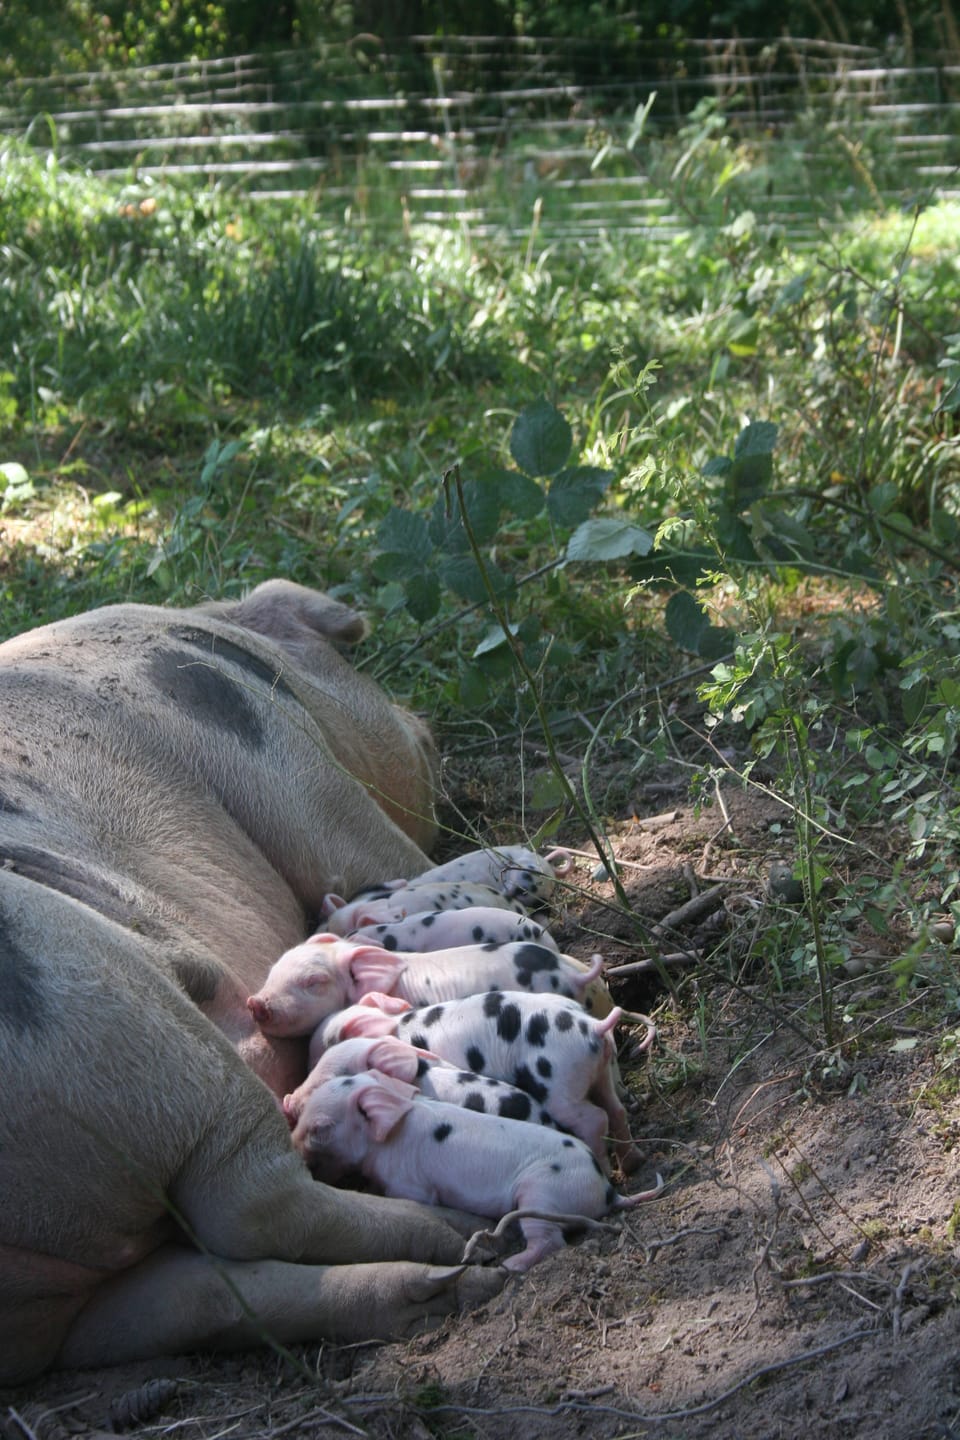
398,845,576,904
347,905,560,955
292,1070,661,1272
310,989,644,1174
246,933,609,1036
321,881,529,937
284,1034,562,1132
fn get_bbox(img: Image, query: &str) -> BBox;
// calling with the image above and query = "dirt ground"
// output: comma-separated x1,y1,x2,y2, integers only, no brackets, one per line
5,775,960,1440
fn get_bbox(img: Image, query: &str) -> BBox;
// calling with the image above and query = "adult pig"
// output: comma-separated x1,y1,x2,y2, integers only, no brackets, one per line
0,579,501,1386
247,933,607,1033
293,1072,661,1272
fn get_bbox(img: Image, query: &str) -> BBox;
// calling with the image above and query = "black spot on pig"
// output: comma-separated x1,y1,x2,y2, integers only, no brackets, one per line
0,907,50,1036
562,1138,575,1148
472,926,485,942
512,944,558,990
408,1032,428,1049
536,1057,552,1078
148,647,264,748
578,1018,589,1036
481,942,498,953
514,1064,548,1105
495,1001,521,1043
380,933,399,951
416,1056,430,1079
420,913,436,927
422,1005,444,1028
167,628,297,703
483,991,503,1019
550,1162,561,1173
433,1122,453,1143
555,1009,574,1032
525,1012,549,1047
463,1092,486,1112
467,1045,486,1072
497,1092,533,1122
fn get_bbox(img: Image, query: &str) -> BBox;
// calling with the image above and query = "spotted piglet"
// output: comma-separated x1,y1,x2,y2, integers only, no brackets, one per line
346,905,560,955
246,934,609,1036
310,989,645,1174
320,881,529,937
291,1070,660,1272
397,845,576,905
283,1034,562,1131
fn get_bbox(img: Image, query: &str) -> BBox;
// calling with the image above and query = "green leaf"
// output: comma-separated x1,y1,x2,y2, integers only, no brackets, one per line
403,571,441,624
566,517,654,562
547,466,613,528
485,467,545,520
665,591,709,651
439,555,514,602
377,507,433,563
510,399,573,477
473,623,518,658
530,770,569,809
1,460,34,510
734,421,779,457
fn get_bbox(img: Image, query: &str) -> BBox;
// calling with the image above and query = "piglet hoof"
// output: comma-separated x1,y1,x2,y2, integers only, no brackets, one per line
461,1226,515,1267
618,1144,645,1176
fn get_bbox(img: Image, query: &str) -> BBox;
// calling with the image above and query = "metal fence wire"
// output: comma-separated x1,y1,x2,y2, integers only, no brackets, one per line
2,35,958,243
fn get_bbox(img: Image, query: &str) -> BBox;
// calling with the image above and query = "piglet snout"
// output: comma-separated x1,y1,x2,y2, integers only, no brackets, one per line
246,994,271,1026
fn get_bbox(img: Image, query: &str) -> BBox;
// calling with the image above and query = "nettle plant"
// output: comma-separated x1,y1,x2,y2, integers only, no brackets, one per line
370,398,658,705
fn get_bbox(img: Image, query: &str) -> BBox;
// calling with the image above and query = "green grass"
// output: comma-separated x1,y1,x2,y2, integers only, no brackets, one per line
2,112,960,1047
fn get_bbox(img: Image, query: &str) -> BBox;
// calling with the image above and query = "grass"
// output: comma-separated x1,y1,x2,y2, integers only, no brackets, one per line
2,106,959,1048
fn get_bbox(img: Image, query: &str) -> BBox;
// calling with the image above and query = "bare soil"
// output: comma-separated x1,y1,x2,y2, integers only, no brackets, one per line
6,775,960,1440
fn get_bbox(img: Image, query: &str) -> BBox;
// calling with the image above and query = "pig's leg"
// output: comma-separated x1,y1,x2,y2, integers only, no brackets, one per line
57,1247,501,1366
498,1175,571,1273
587,1072,643,1174
543,1097,612,1173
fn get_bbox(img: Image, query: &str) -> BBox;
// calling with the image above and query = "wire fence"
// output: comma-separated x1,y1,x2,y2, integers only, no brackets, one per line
2,35,959,244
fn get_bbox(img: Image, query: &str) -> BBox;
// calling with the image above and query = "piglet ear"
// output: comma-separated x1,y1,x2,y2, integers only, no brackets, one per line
339,1009,399,1040
367,1036,420,1082
321,894,347,917
306,932,339,946
356,1076,416,1142
303,1116,336,1153
348,946,403,998
357,990,411,1015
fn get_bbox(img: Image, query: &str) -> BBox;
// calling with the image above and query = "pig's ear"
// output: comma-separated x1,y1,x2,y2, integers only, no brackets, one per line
339,1009,398,1040
306,932,339,946
302,1115,336,1153
356,1078,416,1141
321,894,347,917
348,946,402,996
367,1037,420,1082
357,990,411,1014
